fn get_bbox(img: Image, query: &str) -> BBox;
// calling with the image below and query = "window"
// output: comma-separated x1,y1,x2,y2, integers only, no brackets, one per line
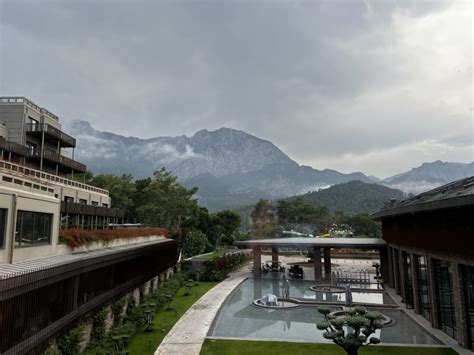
91,201,98,206
79,199,87,205
28,117,39,130
433,259,456,339
102,203,108,208
26,141,37,155
15,211,53,247
402,251,414,309
0,209,7,249
64,196,74,203
416,255,431,321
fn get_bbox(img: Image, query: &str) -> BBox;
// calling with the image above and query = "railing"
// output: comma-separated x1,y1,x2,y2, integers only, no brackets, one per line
0,160,109,196
0,137,29,157
29,149,86,173
60,202,124,218
0,96,59,121
331,270,375,287
25,123,76,147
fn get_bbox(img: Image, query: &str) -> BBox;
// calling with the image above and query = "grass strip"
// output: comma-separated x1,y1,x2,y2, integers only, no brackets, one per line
127,281,217,354
201,339,458,355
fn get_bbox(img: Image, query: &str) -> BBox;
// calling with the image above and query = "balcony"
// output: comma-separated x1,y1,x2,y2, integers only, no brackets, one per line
60,202,125,218
0,137,29,157
29,149,87,174
25,123,76,148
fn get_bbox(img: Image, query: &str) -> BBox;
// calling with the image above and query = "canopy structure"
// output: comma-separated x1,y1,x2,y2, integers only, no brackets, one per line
235,237,387,281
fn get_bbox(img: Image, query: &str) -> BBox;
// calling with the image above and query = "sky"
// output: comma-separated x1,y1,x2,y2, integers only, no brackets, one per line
0,0,472,178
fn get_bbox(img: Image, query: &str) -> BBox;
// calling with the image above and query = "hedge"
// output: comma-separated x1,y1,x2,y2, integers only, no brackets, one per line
59,228,168,248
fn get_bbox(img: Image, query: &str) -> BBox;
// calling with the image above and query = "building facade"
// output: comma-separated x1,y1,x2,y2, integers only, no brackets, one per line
0,97,124,235
373,177,474,350
0,97,178,354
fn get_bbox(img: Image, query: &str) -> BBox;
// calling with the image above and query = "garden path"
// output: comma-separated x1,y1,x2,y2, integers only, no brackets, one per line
154,266,250,355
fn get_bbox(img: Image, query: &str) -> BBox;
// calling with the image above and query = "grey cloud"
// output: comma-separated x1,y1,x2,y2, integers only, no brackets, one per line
0,0,470,176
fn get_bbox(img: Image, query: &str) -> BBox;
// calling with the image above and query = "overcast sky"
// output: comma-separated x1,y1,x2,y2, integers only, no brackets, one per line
0,0,472,178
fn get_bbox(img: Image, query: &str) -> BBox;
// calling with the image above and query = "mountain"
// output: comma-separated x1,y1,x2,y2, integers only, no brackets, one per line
66,120,372,210
382,161,474,194
293,180,406,214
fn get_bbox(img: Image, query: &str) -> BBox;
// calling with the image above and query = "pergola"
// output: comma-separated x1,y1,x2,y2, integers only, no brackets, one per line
235,237,387,281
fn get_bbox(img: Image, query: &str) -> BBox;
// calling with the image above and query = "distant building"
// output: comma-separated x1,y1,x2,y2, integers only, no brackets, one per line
373,176,474,350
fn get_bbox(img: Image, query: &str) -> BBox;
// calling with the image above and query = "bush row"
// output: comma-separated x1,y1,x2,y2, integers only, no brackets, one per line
59,228,168,249
185,251,252,282
43,271,186,355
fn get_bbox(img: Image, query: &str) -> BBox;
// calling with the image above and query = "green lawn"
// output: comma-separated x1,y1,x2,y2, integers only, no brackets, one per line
127,281,217,355
201,339,458,355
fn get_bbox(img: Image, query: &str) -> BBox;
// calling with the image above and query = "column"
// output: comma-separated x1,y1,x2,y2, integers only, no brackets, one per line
392,248,401,294
253,246,262,279
313,247,322,281
379,248,389,285
427,257,440,328
323,248,331,280
272,247,279,265
387,246,394,287
411,253,421,314
452,263,469,348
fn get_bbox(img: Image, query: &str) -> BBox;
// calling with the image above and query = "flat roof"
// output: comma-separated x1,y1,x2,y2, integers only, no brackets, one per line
235,237,386,248
0,239,173,280
372,176,474,219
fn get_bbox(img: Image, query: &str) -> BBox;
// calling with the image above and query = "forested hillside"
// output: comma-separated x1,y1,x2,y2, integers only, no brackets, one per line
291,181,406,214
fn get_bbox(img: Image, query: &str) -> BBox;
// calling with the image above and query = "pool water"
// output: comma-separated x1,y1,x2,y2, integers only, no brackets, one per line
208,278,441,345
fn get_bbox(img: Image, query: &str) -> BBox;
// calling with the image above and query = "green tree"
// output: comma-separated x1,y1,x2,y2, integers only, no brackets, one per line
182,230,209,257
250,199,276,239
135,168,198,230
316,306,384,355
88,174,136,221
213,210,241,246
344,213,381,238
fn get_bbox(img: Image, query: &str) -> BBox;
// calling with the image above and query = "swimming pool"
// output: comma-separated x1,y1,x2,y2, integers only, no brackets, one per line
208,278,441,345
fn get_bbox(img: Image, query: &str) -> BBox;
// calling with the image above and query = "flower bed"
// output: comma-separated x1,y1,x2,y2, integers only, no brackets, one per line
59,228,168,249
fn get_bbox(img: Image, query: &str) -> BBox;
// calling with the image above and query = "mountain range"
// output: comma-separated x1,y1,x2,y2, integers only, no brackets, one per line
66,120,473,210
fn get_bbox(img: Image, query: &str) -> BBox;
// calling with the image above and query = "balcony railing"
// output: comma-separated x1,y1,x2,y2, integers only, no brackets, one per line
25,123,76,148
0,160,109,196
29,149,87,173
0,137,29,157
60,202,125,218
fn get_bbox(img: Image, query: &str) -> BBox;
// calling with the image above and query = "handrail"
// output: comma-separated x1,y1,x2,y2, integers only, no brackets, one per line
25,123,76,147
0,160,109,196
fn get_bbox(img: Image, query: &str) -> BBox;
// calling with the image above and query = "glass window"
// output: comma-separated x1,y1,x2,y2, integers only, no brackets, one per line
433,259,456,339
0,209,7,249
416,255,431,321
15,211,52,247
403,251,414,309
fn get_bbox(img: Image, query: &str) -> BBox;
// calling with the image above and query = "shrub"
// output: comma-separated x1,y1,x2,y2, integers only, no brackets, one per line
182,230,209,257
200,252,250,281
57,323,84,355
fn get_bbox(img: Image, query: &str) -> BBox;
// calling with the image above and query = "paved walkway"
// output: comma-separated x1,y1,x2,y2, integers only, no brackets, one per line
155,266,250,355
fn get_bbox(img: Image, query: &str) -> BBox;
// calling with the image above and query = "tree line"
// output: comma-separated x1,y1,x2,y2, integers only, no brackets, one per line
76,168,242,257
250,197,382,239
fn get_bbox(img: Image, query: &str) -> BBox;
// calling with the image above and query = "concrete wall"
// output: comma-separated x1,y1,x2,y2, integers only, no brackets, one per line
0,184,60,263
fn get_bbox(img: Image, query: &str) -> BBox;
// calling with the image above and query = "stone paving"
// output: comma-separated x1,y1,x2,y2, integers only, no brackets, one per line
154,266,250,355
